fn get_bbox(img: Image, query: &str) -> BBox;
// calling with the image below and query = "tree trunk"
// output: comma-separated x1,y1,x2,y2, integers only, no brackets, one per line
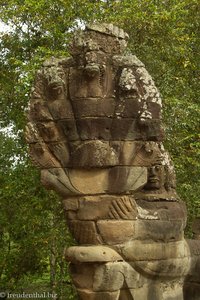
50,237,57,299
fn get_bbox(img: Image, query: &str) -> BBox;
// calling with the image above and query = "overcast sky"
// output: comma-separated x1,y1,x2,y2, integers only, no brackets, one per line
0,21,10,32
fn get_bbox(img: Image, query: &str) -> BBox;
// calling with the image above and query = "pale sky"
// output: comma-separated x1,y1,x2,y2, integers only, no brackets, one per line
0,21,10,32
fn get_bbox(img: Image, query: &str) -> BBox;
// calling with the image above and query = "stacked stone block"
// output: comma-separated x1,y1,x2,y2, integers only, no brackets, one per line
26,23,200,300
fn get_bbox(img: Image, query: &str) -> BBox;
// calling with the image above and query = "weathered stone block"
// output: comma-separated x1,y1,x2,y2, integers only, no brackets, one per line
192,217,200,239
94,261,145,291
110,118,141,140
107,166,147,193
112,54,144,68
65,246,123,263
114,97,144,118
135,219,184,242
69,67,104,99
77,196,115,220
68,166,147,195
147,102,162,119
76,118,113,140
111,141,138,165
47,141,70,167
122,240,190,261
108,196,137,220
186,239,200,280
68,168,107,194
69,263,95,289
25,122,41,143
97,220,135,245
68,220,102,245
67,140,164,168
122,263,146,289
28,98,53,121
183,283,200,300
36,121,63,142
112,140,163,167
131,283,162,300
162,282,183,300
128,285,149,300
58,119,79,141
72,98,115,118
138,119,164,141
41,168,81,196
47,97,74,120
64,195,137,221
135,257,190,278
93,262,124,291
136,200,187,223
62,197,79,211
69,140,118,167
77,289,120,300
29,143,61,168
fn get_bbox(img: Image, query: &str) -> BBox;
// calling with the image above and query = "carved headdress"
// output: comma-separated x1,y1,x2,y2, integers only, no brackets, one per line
26,23,177,199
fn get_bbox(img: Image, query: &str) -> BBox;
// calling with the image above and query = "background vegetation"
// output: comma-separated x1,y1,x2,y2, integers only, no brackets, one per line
0,0,199,298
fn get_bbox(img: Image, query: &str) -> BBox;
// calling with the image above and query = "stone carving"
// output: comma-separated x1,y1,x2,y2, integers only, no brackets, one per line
26,23,200,299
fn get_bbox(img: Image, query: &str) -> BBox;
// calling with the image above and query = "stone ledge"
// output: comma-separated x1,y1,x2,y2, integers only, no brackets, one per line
65,246,123,263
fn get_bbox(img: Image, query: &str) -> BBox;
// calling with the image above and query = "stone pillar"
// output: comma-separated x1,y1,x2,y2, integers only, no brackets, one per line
26,23,200,300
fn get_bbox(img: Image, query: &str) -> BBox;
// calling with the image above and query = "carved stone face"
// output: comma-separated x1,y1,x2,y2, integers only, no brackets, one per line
145,165,165,190
84,51,105,78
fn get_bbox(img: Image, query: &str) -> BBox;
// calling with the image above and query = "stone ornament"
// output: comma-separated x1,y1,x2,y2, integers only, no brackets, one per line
26,23,200,299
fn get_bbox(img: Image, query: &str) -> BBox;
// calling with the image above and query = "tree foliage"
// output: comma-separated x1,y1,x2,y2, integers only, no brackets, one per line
0,0,199,296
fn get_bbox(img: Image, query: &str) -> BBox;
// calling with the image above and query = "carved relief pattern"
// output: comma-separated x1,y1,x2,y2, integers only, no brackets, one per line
26,23,199,300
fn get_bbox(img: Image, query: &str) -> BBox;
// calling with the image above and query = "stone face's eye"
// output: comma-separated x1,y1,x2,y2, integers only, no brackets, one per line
155,166,161,171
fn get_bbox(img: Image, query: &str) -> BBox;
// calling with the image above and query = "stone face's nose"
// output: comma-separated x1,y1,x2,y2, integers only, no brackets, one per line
149,166,157,176
84,64,100,78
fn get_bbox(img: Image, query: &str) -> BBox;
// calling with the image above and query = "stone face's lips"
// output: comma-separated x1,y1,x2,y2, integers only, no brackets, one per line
148,177,159,182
